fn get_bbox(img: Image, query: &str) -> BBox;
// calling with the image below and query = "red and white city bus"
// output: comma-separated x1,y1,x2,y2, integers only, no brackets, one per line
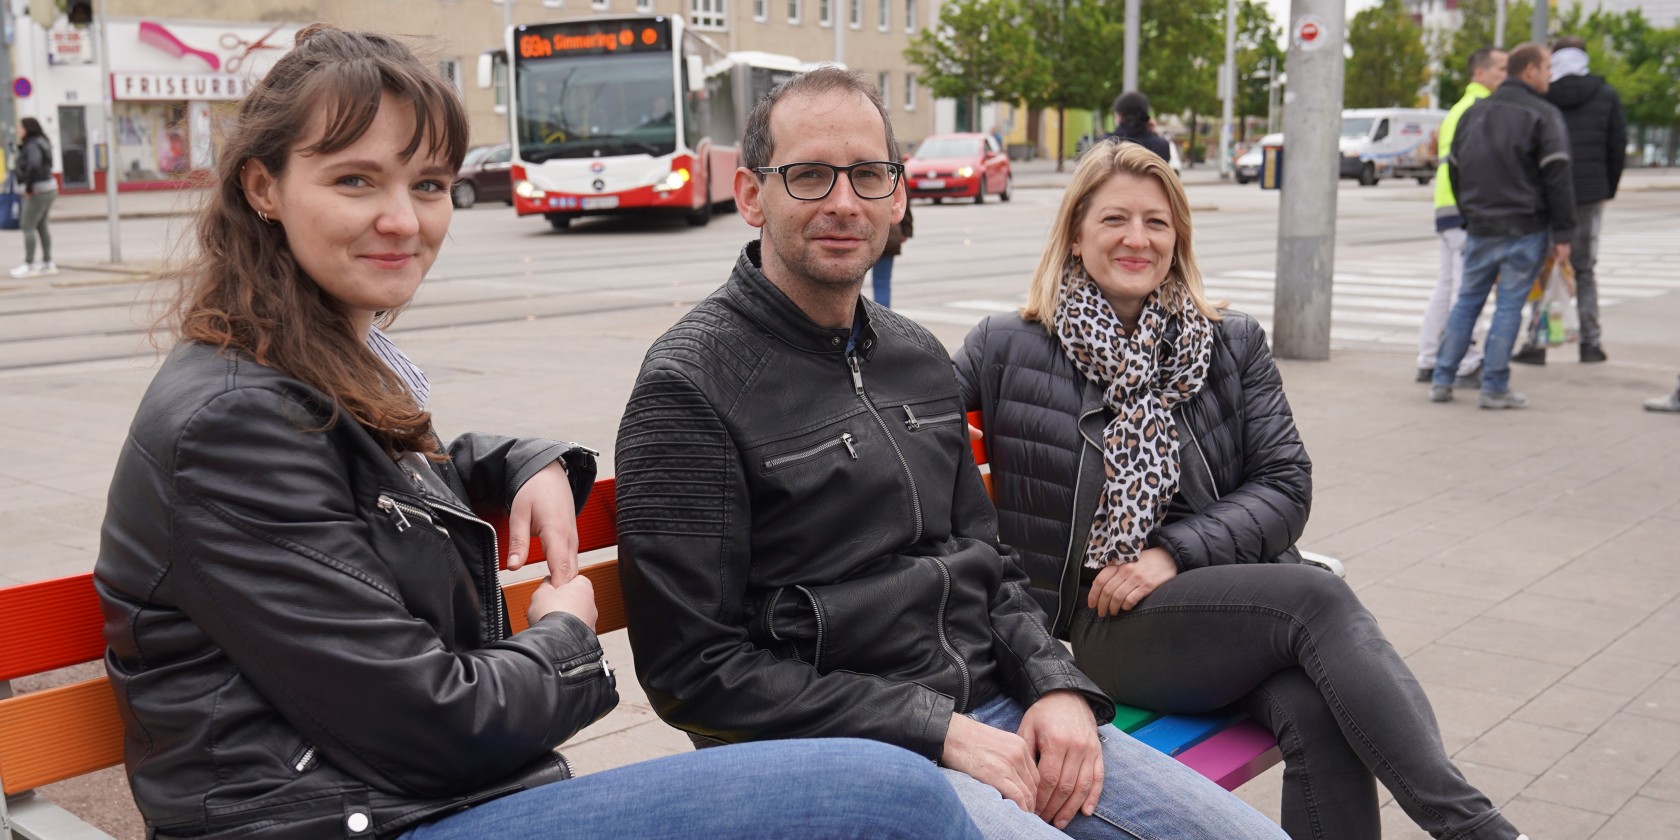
487,15,802,230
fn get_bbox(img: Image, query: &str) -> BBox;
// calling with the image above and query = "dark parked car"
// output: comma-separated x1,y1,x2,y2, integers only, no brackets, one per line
905,133,1013,204
453,143,513,209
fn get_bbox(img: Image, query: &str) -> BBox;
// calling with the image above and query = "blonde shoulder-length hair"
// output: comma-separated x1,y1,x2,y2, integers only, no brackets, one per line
1021,140,1224,323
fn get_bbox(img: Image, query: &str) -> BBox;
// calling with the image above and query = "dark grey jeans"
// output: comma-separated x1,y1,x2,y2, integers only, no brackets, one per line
1069,563,1519,840
1570,201,1603,346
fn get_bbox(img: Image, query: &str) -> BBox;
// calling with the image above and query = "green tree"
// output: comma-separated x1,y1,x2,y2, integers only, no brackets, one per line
1018,0,1126,169
904,0,1038,132
1553,6,1680,156
1234,0,1285,135
1345,0,1430,107
1131,0,1223,160
1436,0,1533,106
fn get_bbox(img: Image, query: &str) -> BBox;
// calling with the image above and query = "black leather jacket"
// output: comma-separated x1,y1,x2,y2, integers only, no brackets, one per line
615,243,1113,761
96,342,613,840
955,312,1312,636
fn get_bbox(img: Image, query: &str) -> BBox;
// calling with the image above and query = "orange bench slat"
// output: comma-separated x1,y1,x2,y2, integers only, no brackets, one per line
492,477,619,570
0,677,125,795
504,561,625,636
0,573,105,681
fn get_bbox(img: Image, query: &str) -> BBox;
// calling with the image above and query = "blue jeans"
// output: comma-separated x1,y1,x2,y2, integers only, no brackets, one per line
872,256,895,307
943,695,1286,840
1433,231,1548,394
402,738,982,839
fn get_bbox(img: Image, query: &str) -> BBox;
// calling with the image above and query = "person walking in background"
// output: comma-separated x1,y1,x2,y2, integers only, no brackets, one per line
1106,91,1172,162
1433,42,1574,410
871,203,912,307
1522,34,1627,365
10,117,58,278
1416,46,1506,386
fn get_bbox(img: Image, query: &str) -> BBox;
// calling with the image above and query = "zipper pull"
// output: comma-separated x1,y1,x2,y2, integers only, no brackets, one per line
377,495,412,532
841,432,857,458
847,354,864,394
904,405,921,431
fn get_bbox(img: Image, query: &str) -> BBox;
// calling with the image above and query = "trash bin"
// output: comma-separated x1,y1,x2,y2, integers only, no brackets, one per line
1260,142,1284,191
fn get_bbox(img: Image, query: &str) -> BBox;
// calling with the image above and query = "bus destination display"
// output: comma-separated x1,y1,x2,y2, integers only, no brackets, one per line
517,19,671,60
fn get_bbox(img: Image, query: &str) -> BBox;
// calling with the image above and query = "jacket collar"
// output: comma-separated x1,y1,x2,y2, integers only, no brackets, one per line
726,240,880,358
1464,81,1492,99
1498,78,1547,102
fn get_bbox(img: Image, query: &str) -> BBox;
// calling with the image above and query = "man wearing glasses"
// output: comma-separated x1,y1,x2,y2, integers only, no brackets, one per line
614,67,1284,839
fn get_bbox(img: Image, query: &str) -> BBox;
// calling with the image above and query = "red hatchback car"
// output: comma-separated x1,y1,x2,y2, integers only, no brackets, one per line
905,133,1013,204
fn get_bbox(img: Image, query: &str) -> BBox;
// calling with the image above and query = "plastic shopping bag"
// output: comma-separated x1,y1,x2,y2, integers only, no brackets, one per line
1523,259,1578,349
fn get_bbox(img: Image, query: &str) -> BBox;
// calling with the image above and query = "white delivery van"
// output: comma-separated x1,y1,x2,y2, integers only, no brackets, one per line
1339,108,1447,186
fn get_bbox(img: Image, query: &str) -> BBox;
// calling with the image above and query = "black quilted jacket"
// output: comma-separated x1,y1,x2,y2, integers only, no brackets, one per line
615,243,1113,761
1546,74,1627,205
954,311,1312,636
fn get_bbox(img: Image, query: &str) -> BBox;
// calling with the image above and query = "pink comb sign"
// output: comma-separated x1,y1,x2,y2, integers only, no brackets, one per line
138,22,219,73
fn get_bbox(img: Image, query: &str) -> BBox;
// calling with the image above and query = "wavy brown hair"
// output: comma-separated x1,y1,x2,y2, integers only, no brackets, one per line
167,23,468,458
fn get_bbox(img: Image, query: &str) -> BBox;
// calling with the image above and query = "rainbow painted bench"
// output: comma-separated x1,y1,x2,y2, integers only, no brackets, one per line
0,439,1328,837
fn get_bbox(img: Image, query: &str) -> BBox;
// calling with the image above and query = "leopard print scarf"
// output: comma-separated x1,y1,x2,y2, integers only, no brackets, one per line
1052,262,1214,569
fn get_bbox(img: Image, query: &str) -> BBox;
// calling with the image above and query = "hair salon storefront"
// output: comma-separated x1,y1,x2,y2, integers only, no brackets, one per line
12,16,297,193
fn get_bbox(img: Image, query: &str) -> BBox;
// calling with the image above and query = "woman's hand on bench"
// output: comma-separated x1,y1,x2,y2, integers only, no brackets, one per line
507,461,580,579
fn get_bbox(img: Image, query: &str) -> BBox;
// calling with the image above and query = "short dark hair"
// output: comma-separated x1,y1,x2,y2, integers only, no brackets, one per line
1506,42,1548,79
741,66,899,173
1467,46,1504,79
1550,35,1587,52
19,116,44,140
1112,91,1150,120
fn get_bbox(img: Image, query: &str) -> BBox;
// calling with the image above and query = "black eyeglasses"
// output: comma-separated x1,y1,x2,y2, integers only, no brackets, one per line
754,161,904,201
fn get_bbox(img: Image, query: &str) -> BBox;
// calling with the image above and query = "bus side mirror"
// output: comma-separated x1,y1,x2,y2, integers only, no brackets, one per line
687,55,705,93
477,52,494,90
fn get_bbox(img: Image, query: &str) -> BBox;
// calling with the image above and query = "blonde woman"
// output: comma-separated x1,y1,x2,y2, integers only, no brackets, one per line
954,141,1524,840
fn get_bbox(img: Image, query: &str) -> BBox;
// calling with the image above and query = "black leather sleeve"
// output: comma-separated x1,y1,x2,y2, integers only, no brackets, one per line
1154,320,1312,570
166,387,617,797
616,364,957,759
446,432,595,512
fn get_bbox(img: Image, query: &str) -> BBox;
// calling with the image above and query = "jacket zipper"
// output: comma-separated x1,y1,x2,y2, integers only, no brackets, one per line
559,658,607,678
376,494,449,537
904,405,964,432
930,558,972,712
793,585,825,672
290,743,318,773
425,498,508,642
848,354,923,543
763,433,857,470
1051,440,1089,635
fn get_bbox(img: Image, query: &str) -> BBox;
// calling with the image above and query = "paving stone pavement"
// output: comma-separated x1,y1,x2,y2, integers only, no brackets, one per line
3,173,1678,839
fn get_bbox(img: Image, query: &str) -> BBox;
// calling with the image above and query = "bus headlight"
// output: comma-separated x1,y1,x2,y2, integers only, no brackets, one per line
514,180,546,200
956,166,974,178
654,168,692,193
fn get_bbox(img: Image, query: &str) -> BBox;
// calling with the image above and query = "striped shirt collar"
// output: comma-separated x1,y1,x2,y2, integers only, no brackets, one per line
365,327,430,409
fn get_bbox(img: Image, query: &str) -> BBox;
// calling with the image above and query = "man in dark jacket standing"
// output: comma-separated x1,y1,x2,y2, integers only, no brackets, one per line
1106,91,1173,162
1432,42,1574,410
1529,35,1626,364
614,67,1286,840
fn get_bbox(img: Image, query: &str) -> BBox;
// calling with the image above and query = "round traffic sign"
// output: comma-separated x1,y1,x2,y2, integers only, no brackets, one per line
1293,14,1328,52
12,77,31,98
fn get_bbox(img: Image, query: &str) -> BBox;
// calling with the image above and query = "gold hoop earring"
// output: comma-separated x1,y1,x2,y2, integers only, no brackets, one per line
257,210,276,226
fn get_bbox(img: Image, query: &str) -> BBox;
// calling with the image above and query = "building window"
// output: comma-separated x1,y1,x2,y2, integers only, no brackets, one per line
788,0,801,23
754,0,768,19
905,0,916,32
877,0,888,29
438,59,463,95
905,73,916,110
820,0,831,26
638,0,652,9
593,0,609,9
691,0,726,29
877,72,890,107
493,59,508,112
850,0,861,28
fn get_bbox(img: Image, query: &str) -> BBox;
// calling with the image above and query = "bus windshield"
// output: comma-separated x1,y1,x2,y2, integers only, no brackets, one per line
1340,117,1375,139
516,50,677,161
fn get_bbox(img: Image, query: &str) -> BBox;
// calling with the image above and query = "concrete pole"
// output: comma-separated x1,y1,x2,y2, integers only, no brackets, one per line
1272,0,1345,360
1219,0,1237,178
98,4,120,263
1123,0,1139,93
1531,0,1547,45
1494,0,1506,48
